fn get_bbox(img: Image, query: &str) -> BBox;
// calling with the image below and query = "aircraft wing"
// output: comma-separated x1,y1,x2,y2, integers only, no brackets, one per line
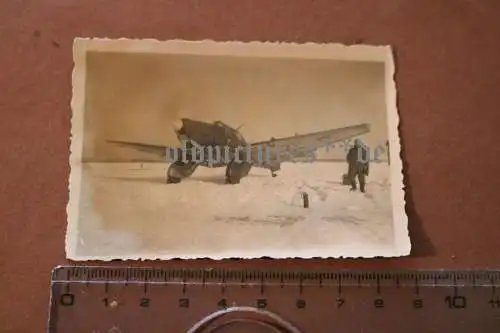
107,140,181,160
107,140,227,167
248,123,370,165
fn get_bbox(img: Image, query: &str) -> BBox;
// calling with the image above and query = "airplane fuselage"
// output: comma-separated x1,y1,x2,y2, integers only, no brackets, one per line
109,117,371,185
174,118,247,148
167,118,253,184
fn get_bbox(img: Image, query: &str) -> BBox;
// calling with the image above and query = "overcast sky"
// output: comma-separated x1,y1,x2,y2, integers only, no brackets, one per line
82,51,389,162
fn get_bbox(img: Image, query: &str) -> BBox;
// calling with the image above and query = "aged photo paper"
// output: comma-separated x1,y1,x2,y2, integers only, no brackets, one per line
66,38,410,260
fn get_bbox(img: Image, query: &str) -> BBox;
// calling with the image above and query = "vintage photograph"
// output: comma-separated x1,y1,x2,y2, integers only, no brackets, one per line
66,38,410,260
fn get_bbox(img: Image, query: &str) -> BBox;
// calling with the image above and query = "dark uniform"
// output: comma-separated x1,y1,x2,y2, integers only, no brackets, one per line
346,141,370,192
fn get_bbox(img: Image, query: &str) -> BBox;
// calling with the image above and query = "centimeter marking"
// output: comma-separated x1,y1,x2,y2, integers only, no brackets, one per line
51,266,500,288
49,266,500,333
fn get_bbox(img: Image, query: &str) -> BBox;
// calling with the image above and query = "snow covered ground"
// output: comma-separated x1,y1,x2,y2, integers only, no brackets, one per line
68,161,400,260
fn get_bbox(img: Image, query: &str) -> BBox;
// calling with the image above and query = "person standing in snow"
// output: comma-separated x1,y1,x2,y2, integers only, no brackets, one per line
346,139,370,193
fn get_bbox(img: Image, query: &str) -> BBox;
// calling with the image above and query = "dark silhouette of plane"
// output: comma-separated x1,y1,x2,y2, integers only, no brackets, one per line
108,118,370,184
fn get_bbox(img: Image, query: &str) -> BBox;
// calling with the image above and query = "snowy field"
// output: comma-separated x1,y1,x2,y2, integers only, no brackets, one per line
68,161,399,260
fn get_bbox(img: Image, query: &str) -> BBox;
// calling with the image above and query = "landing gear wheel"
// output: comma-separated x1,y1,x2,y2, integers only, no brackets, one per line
225,173,241,184
165,159,199,184
166,176,181,184
225,161,241,184
225,178,241,184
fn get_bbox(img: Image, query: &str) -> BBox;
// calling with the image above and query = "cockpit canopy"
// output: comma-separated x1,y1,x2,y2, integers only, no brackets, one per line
214,121,246,145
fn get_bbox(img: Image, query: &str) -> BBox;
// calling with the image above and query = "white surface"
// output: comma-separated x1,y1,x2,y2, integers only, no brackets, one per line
67,161,403,260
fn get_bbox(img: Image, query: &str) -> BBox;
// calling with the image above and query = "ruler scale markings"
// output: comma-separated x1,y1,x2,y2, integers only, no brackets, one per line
260,274,265,295
64,269,70,293
161,268,167,286
84,268,90,287
484,271,494,284
221,273,226,295
99,267,106,279
96,267,102,279
48,269,500,287
453,274,458,295
48,266,500,333
143,271,149,294
182,273,187,294
247,269,253,282
299,274,304,295
97,267,103,279
337,273,342,295
240,271,246,288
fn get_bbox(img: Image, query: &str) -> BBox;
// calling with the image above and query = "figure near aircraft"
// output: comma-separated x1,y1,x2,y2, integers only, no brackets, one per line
108,118,371,185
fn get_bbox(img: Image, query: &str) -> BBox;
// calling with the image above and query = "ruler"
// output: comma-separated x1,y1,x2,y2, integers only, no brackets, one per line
48,266,500,332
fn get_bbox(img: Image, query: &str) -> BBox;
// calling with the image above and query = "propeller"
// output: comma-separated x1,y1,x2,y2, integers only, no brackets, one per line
172,118,185,136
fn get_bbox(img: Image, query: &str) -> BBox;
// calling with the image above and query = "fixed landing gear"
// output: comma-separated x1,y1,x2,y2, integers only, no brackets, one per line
166,160,198,184
166,176,181,184
269,161,280,178
225,160,252,184
165,158,254,185
225,163,240,184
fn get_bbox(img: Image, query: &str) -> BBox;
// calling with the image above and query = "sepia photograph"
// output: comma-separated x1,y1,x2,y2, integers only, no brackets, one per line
66,38,410,260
